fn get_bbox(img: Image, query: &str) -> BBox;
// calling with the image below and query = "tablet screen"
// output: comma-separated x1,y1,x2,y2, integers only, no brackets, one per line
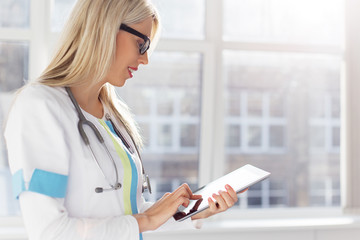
173,164,270,221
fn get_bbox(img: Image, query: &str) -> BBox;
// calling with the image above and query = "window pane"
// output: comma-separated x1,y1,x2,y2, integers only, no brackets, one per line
332,126,340,148
226,124,241,148
248,126,262,147
50,0,206,38
152,0,205,39
310,126,326,149
331,95,340,118
0,0,30,28
223,0,344,45
0,41,28,216
247,93,263,117
269,125,285,148
226,90,241,116
51,0,76,32
310,177,340,206
0,41,29,92
118,52,202,201
157,124,172,147
309,92,340,152
157,93,174,116
180,124,198,148
269,93,285,117
224,50,341,208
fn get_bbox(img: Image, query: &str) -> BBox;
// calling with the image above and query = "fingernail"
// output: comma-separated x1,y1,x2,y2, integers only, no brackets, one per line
225,184,230,189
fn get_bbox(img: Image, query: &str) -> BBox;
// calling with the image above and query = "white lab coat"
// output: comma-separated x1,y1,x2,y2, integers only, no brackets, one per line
4,84,196,240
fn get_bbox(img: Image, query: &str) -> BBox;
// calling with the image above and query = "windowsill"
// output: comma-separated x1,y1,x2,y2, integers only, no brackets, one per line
202,216,360,232
2,209,360,239
143,215,360,238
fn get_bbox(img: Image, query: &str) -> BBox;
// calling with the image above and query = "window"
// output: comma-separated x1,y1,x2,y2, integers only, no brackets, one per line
0,0,30,216
152,0,205,39
223,0,343,209
0,0,30,28
117,52,202,201
0,0,350,220
224,51,342,208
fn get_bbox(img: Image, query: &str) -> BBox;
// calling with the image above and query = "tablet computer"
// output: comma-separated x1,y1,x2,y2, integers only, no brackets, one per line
173,164,270,222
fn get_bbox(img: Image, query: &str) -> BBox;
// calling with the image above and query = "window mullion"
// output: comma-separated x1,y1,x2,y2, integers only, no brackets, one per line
0,29,31,41
198,43,216,187
342,0,360,214
205,0,225,181
29,0,50,80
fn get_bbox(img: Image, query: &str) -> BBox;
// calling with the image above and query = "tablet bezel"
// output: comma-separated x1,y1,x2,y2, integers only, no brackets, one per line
173,164,270,222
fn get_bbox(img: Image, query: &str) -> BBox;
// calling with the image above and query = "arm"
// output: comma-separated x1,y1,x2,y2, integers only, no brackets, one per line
19,192,141,240
134,183,201,232
6,87,141,239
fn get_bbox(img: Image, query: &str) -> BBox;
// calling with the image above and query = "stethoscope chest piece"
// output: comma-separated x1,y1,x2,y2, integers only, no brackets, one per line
114,182,122,190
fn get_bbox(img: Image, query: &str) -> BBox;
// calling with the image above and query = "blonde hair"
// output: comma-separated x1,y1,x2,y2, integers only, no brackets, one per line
37,0,160,148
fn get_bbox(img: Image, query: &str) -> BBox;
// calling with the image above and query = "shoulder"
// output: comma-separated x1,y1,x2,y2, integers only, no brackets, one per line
16,83,68,107
10,83,72,116
5,83,72,133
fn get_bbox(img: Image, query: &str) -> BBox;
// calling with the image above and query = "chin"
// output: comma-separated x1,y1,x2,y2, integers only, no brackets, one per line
109,78,126,87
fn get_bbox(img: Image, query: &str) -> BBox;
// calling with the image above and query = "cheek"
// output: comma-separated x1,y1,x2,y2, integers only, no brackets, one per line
114,45,133,68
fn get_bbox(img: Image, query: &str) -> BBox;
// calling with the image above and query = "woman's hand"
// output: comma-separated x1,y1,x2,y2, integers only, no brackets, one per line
134,183,201,232
191,185,247,220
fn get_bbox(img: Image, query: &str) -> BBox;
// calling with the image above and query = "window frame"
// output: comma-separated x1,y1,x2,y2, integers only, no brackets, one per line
1,0,360,229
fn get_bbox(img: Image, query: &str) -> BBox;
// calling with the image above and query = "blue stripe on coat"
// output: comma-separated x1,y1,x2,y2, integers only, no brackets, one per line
12,169,26,199
12,169,68,199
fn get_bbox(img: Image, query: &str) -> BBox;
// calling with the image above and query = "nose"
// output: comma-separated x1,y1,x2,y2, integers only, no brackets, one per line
138,52,149,65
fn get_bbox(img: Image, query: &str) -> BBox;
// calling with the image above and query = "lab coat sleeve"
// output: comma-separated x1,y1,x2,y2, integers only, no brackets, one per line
5,86,142,240
19,191,140,240
5,86,70,199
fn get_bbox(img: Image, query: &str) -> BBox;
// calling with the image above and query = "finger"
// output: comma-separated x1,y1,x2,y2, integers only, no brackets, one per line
212,193,227,211
181,197,190,208
191,194,202,200
208,197,217,212
181,183,197,198
219,190,236,207
225,184,238,202
180,183,203,200
174,196,190,208
173,184,191,199
163,192,171,198
225,184,237,196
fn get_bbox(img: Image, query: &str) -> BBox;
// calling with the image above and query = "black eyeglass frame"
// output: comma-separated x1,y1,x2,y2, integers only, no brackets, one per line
119,24,151,55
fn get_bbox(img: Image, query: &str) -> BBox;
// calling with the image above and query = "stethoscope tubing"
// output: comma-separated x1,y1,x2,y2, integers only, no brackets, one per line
65,87,151,194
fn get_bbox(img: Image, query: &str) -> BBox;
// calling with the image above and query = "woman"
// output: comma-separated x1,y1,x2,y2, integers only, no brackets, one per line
5,0,240,239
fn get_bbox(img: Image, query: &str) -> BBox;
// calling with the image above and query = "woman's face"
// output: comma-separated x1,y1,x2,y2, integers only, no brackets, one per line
105,17,154,87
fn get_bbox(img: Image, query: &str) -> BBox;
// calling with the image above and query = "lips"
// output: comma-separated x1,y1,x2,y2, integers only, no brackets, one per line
128,66,138,78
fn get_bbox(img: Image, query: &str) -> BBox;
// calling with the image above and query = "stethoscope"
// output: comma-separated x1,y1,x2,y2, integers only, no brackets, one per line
65,87,152,194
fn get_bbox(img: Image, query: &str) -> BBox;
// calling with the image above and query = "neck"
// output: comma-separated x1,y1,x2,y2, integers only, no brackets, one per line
70,82,105,119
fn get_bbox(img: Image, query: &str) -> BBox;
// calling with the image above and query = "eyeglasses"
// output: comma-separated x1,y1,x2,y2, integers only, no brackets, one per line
119,24,151,55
